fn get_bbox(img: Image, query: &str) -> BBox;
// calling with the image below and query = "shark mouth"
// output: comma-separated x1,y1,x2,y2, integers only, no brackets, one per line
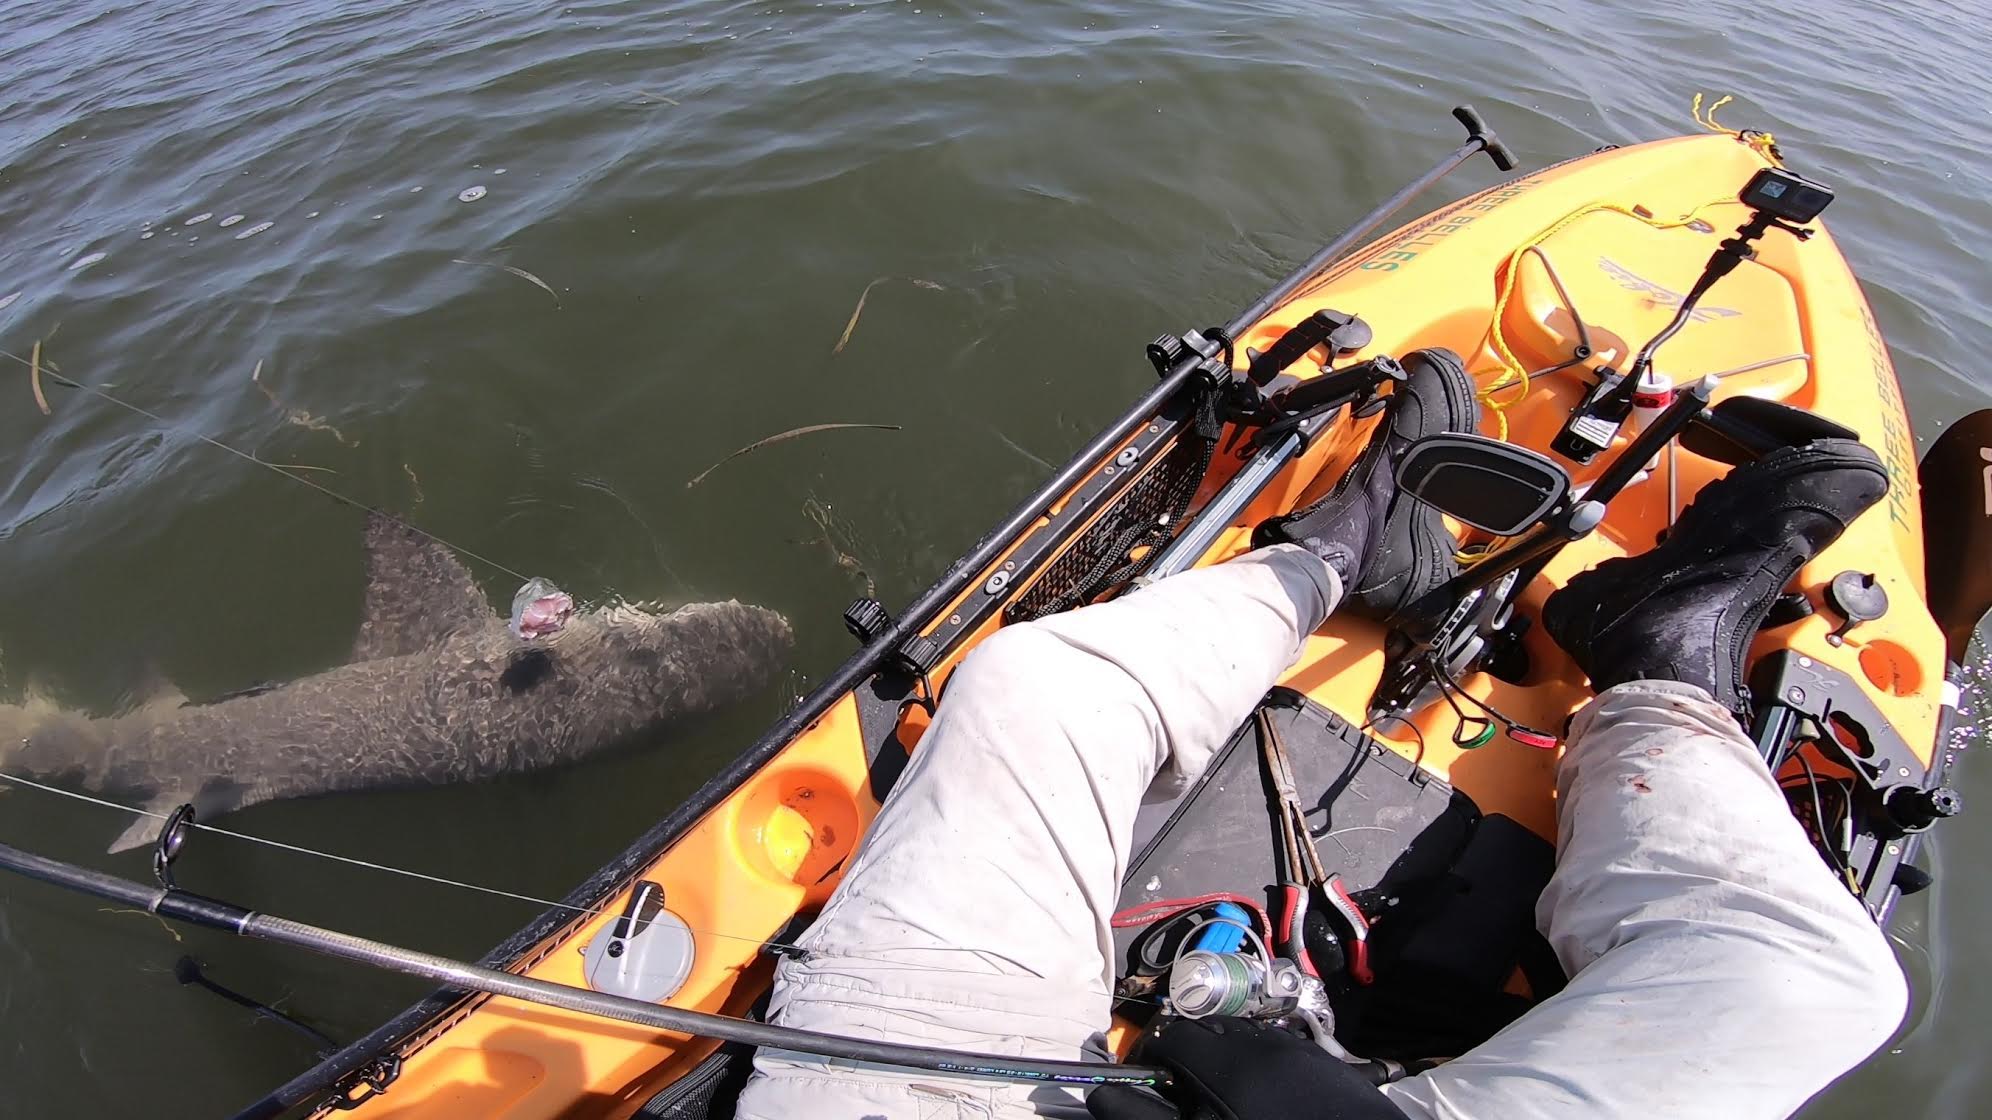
510,578,576,640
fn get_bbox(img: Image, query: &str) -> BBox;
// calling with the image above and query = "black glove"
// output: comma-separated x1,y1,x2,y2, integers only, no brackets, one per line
1087,1016,1411,1120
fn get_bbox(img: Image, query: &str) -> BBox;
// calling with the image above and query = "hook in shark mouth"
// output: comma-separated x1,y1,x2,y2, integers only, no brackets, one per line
510,578,576,640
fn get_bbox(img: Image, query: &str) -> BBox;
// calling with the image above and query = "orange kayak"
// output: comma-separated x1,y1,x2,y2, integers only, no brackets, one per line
258,117,1968,1120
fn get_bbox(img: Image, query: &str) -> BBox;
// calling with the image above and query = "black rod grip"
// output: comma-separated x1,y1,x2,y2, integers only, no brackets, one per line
1452,104,1518,172
156,890,257,933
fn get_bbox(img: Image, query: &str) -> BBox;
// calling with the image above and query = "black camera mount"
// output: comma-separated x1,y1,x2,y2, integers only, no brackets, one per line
1550,166,1836,463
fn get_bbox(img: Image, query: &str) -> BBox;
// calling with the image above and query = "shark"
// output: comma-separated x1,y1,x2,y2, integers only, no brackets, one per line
0,513,794,852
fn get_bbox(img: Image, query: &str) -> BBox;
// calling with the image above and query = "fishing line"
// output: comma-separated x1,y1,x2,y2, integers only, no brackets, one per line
0,770,1035,979
2,349,530,585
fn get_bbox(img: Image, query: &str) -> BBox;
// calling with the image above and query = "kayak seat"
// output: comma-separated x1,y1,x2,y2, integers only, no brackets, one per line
1499,209,1809,399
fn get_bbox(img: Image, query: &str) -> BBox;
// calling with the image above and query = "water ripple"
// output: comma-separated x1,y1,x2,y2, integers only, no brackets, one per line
0,0,1987,1114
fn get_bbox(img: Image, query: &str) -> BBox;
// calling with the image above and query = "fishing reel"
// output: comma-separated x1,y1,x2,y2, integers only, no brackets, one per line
1120,904,1334,1033
1168,946,1317,1022
1154,916,1363,1069
1159,942,1404,1080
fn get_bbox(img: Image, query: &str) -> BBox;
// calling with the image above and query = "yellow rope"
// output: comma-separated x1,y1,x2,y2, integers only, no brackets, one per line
1476,194,1738,438
1692,92,1784,166
1463,94,1774,441
1690,91,1732,131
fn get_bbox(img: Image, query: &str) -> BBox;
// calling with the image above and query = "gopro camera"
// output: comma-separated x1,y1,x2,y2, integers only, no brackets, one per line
1740,167,1834,224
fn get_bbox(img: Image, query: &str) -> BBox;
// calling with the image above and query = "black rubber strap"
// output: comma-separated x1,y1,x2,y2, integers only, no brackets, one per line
1247,310,1345,386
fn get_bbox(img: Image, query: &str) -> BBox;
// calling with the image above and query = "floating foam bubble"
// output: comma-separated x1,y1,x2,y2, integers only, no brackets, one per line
218,214,245,228
0,292,19,311
140,231,155,240
457,185,487,202
234,221,273,240
1946,654,1992,754
307,211,320,218
493,168,507,175
410,186,424,193
68,251,107,270
184,212,212,225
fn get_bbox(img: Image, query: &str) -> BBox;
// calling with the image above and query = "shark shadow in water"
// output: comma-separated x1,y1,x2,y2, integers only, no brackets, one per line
0,514,794,852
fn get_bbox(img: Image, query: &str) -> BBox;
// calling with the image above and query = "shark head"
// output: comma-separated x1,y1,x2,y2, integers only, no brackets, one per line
353,513,794,760
515,592,576,639
518,599,794,731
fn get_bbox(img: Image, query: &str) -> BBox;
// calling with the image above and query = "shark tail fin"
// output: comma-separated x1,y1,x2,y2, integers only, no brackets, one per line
108,794,190,855
107,793,183,852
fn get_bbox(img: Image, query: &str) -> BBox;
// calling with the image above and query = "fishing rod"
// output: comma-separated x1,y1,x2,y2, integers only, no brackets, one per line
1231,105,1516,330
0,841,1171,1091
1144,107,1518,580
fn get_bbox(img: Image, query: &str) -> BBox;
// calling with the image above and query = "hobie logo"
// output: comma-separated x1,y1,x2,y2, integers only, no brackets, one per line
1598,257,1741,322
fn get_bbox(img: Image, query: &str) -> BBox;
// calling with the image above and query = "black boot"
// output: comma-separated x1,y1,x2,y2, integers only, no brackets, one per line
1254,349,1480,617
1541,438,1889,717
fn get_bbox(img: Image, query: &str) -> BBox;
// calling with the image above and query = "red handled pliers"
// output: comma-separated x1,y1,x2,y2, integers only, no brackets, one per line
1257,708,1374,985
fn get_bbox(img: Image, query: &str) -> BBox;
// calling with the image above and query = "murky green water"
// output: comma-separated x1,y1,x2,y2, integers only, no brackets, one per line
2,1,1986,1115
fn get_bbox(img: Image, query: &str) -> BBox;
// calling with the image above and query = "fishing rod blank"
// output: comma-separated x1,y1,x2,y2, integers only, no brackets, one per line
0,841,1170,1090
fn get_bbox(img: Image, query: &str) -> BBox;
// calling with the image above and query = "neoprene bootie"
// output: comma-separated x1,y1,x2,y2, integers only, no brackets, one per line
1542,438,1889,717
1255,348,1480,617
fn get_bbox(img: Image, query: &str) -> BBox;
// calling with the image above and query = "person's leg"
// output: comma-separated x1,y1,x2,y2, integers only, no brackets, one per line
1378,437,1907,1118
735,545,1340,1120
1379,682,1907,1120
739,354,1478,1119
1378,438,1908,1119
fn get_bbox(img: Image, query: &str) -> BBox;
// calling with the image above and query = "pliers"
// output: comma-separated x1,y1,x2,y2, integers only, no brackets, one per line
1257,708,1374,985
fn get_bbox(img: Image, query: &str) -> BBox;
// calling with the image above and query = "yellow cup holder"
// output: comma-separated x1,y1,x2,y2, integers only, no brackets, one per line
734,769,861,890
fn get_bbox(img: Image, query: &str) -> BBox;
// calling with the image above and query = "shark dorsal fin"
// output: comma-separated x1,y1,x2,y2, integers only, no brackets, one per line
351,512,498,661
